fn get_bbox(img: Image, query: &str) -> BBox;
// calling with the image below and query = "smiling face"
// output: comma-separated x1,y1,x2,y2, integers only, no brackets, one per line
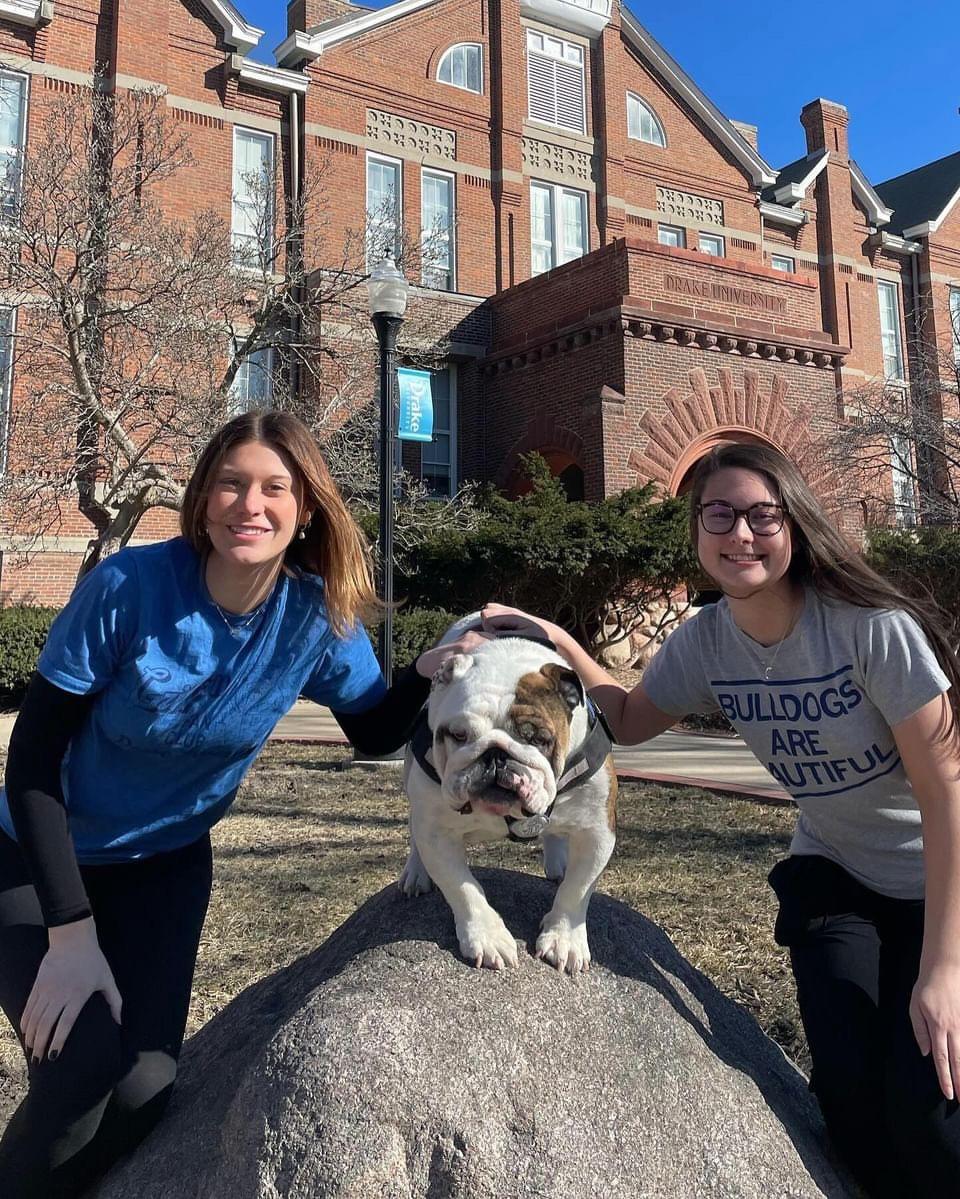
695,466,794,600
204,439,307,572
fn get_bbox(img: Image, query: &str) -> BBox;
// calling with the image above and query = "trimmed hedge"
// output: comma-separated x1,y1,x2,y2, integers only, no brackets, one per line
384,606,456,672
0,606,59,708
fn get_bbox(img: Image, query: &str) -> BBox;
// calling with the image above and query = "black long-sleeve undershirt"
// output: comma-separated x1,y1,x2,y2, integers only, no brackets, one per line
5,665,430,928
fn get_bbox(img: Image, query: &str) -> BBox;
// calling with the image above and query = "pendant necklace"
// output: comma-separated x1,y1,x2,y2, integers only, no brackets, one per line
756,600,802,680
210,596,268,638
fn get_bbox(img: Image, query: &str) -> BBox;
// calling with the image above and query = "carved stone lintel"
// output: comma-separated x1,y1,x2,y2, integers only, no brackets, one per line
522,137,592,183
367,109,456,160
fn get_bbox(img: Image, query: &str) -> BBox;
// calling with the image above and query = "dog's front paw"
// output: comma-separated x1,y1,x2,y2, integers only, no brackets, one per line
458,909,520,970
536,915,590,974
398,850,433,896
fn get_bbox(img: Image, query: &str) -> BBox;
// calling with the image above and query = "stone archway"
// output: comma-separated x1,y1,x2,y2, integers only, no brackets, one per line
629,366,843,503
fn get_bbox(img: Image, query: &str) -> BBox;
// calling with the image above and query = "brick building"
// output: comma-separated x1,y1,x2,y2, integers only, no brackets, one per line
1,0,959,603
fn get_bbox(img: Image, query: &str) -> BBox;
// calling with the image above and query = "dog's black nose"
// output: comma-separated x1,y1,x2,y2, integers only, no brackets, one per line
481,746,509,770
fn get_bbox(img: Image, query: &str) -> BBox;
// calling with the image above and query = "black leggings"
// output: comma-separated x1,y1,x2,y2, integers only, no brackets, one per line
0,830,212,1198
769,853,960,1197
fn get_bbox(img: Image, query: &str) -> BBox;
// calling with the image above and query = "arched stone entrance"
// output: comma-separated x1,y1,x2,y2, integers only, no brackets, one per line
498,414,586,500
629,366,840,500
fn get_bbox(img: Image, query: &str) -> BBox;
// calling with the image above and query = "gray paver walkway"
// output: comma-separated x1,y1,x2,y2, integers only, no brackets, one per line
0,701,789,802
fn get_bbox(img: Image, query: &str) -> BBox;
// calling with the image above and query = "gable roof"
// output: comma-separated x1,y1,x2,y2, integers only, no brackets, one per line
274,0,777,187
619,9,775,187
874,150,960,239
198,0,264,56
849,159,892,228
760,149,828,205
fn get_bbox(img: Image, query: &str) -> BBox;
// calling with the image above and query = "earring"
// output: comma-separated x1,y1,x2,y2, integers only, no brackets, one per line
297,526,307,541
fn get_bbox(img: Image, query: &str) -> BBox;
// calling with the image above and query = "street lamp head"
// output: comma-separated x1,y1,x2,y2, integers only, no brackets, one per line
367,256,409,318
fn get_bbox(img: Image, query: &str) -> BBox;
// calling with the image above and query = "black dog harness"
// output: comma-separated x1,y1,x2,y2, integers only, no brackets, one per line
408,688,613,843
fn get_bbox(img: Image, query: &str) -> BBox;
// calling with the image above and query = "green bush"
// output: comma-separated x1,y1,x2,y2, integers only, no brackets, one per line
866,527,960,638
0,606,59,708
365,606,457,675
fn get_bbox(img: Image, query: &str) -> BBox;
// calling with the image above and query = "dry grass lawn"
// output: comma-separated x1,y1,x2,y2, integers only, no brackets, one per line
0,742,803,1128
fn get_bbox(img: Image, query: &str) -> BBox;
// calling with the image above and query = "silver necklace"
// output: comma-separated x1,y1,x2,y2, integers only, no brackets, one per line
210,597,268,638
755,601,802,679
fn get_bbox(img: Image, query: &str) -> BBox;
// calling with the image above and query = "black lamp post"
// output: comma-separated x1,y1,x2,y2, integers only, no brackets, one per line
367,256,409,683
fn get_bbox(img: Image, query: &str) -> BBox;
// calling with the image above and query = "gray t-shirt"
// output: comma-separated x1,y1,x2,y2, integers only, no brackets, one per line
641,590,950,899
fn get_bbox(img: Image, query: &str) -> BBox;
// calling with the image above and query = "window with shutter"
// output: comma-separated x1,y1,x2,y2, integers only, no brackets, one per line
526,31,586,134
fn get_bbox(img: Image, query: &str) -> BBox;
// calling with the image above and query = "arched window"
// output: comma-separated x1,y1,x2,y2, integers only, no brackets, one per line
626,93,666,147
437,43,483,94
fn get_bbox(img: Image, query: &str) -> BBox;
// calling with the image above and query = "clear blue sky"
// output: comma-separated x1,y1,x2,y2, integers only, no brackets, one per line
244,0,960,183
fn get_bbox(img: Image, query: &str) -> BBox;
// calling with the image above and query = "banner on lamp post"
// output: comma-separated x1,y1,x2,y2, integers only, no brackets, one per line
396,367,434,442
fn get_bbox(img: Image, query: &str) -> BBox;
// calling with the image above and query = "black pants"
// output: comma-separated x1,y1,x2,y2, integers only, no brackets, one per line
769,853,960,1197
0,830,212,1198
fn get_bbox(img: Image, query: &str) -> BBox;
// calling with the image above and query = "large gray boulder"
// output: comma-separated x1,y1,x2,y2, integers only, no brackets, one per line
95,869,853,1198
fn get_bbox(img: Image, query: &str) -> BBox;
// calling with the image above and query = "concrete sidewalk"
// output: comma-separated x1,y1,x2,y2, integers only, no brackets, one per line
0,702,789,803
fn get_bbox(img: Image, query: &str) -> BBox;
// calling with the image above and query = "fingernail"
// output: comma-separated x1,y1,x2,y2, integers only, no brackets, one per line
49,1050,59,1062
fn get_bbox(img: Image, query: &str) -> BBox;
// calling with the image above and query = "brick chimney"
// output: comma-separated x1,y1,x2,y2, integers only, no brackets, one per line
800,98,849,162
731,120,759,151
288,0,361,34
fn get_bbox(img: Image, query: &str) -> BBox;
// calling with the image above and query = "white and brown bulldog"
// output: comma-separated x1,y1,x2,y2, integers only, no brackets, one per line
399,620,617,974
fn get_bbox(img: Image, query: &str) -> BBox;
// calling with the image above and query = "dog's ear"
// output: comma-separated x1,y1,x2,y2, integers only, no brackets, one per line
432,653,475,689
540,663,585,714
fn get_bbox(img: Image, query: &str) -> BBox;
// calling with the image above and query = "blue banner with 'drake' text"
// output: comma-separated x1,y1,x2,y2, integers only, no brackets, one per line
396,367,434,442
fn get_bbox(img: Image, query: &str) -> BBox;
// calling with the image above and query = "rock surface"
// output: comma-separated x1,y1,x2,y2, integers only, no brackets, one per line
95,869,854,1198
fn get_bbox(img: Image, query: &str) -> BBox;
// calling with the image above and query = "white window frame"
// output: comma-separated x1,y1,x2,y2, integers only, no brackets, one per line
890,433,917,528
526,30,586,135
658,224,685,249
877,280,905,382
366,152,403,267
421,168,456,292
530,180,588,275
626,93,665,147
231,127,275,269
698,232,724,257
771,254,795,273
950,286,960,364
420,365,457,497
229,343,275,415
0,306,14,475
0,69,27,219
437,43,483,94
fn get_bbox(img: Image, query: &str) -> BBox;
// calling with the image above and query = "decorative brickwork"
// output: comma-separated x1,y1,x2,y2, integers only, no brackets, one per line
365,108,456,160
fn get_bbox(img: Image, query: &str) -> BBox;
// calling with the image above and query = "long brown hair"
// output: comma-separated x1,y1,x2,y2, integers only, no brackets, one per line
180,411,379,637
688,442,960,735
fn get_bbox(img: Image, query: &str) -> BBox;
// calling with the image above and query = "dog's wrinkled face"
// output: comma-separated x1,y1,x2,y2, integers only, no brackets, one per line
427,639,585,818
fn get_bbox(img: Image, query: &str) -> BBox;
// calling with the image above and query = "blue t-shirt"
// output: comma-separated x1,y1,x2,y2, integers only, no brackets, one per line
0,538,385,863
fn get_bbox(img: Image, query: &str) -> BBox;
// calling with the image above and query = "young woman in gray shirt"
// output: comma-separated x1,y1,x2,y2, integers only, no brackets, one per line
482,442,960,1197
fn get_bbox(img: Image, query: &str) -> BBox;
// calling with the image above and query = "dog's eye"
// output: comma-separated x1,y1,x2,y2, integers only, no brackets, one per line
520,725,554,751
444,727,469,744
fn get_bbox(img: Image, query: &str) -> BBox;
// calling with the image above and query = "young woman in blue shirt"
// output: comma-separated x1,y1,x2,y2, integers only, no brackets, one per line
0,410,479,1197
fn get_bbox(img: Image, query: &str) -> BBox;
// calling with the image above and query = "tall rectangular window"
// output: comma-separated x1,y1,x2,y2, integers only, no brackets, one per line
421,169,455,291
890,434,917,527
0,308,15,475
0,72,26,217
366,153,402,266
526,31,586,134
232,129,274,268
530,181,587,275
420,366,456,497
877,280,905,381
950,287,960,363
229,346,274,414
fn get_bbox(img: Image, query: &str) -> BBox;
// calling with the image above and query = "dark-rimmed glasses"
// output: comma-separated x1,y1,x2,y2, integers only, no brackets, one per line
697,501,786,536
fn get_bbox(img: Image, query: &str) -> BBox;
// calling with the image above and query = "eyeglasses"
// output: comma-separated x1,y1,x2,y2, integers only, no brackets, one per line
697,501,787,536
